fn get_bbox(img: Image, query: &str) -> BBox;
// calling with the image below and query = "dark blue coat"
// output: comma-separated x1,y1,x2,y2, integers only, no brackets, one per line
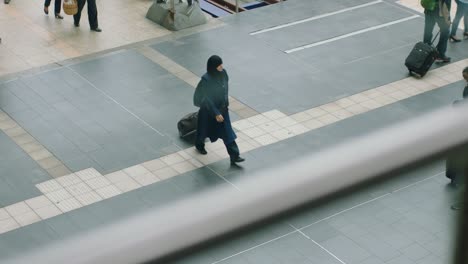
194,70,237,144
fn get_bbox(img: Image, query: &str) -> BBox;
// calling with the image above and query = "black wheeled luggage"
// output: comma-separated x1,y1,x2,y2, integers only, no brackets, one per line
405,32,439,77
177,112,198,138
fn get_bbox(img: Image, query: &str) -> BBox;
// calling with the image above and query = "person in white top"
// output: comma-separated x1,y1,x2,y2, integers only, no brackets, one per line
450,0,468,42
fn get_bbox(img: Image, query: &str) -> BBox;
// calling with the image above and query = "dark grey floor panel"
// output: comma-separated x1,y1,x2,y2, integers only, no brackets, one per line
221,0,375,33
3,50,205,173
252,1,413,51
0,132,50,206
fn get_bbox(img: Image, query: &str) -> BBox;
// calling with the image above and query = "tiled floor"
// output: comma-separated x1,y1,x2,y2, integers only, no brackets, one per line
1,0,467,263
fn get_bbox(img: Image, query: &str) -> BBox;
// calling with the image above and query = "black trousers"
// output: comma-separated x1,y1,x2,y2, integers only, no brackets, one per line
196,140,240,160
44,0,61,14
423,10,450,57
73,0,98,29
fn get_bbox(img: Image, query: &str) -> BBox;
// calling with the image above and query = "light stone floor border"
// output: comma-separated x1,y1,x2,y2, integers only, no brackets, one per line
0,58,466,235
0,112,72,178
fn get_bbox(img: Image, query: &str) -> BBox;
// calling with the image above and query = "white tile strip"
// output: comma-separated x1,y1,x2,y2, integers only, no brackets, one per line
285,15,420,53
250,0,383,35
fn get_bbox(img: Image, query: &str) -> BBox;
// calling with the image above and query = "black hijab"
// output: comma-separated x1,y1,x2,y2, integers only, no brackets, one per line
207,55,223,77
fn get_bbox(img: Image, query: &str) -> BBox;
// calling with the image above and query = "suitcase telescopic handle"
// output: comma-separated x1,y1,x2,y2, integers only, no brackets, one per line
430,31,440,45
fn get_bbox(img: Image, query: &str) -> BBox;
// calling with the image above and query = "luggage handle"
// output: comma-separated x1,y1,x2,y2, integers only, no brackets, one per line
430,31,440,46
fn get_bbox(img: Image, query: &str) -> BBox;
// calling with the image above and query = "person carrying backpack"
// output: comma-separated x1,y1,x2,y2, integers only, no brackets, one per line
422,0,452,62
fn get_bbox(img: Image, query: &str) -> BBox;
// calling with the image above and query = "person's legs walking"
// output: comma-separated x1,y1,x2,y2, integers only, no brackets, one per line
87,0,100,31
436,15,451,61
224,140,244,164
424,11,437,44
54,0,63,19
451,1,464,41
73,0,86,26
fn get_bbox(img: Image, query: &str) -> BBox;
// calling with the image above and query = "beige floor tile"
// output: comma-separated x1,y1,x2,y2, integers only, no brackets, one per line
320,102,342,113
20,141,43,153
132,172,160,186
36,179,63,194
47,165,72,178
195,152,223,165
359,99,383,110
85,177,112,190
160,153,186,166
0,218,20,234
262,110,287,120
346,104,370,114
236,108,258,118
287,123,310,135
46,189,72,204
187,158,204,168
153,167,179,180
317,114,340,125
275,116,298,128
123,164,151,177
5,202,32,217
171,161,198,174
95,185,122,199
0,119,17,130
66,182,93,196
243,126,268,138
0,209,11,221
303,119,325,130
25,196,53,210
270,129,295,140
246,114,271,125
304,107,327,118
37,156,63,170
75,168,102,181
3,126,27,137
332,109,354,120
56,174,82,187
14,211,41,227
34,204,62,220
232,119,255,131
56,197,83,213
29,148,53,161
105,170,133,183
348,93,370,103
113,178,141,193
142,159,167,172
290,112,313,123
254,134,279,146
75,191,104,206
335,98,355,108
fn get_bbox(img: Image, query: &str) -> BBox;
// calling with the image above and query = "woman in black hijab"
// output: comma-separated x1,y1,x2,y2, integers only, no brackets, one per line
193,55,245,165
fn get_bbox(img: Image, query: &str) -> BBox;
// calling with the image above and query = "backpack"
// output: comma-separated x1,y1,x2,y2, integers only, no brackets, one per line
420,0,436,11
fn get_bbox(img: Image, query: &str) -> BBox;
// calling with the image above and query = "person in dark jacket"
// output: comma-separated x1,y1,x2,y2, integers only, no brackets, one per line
73,0,102,32
446,67,468,187
423,0,452,62
194,55,245,165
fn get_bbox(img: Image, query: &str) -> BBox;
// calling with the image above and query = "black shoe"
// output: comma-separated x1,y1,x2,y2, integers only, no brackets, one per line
91,27,102,32
435,56,451,63
44,6,49,14
450,35,461,42
4,0,10,4
230,156,245,165
74,22,79,27
196,147,207,155
464,32,468,38
55,13,63,19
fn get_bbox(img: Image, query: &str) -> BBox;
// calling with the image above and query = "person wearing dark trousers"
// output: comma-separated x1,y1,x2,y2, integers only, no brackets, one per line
450,0,468,42
73,0,101,32
44,0,64,19
423,0,452,62
446,67,468,188
193,55,245,165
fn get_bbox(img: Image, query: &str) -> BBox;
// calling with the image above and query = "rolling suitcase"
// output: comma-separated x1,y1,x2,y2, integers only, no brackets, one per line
177,112,198,138
405,31,439,77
